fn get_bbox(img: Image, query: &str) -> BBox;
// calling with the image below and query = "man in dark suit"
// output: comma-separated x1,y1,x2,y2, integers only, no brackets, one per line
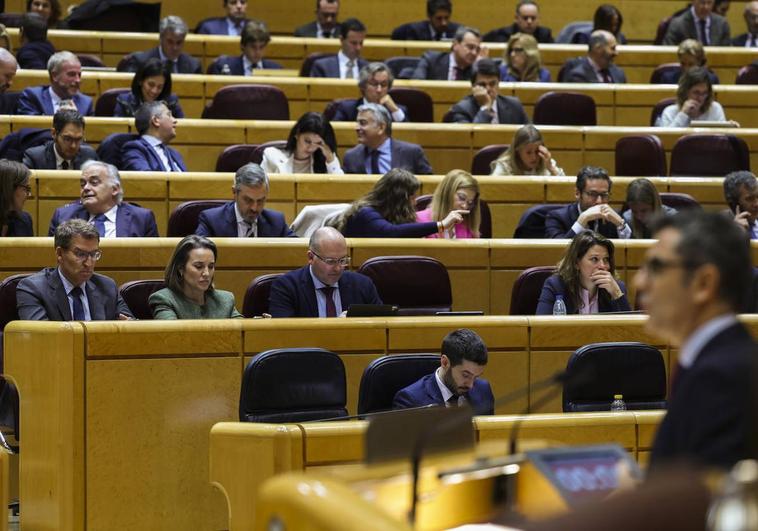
445,58,528,124
121,16,202,74
732,1,758,47
562,30,627,83
16,51,94,116
207,20,283,74
48,160,159,237
483,0,554,43
391,0,461,41
23,108,97,170
122,101,187,172
16,12,55,70
545,166,631,239
195,0,249,36
269,227,382,317
342,103,433,175
663,0,731,45
0,49,19,115
310,18,368,78
196,163,295,237
17,219,134,321
393,328,495,415
331,62,409,122
411,26,486,81
724,171,758,239
636,211,757,470
294,0,340,38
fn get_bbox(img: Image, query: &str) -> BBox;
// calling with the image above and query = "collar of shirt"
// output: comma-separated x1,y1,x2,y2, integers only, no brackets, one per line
234,201,257,235
57,267,85,293
143,134,162,148
242,55,258,75
434,366,454,403
316,22,331,37
586,56,607,82
308,265,339,289
678,314,738,368
143,134,173,171
337,50,358,76
88,203,118,224
158,46,172,64
578,287,599,314
53,142,69,168
227,17,243,36
48,86,64,109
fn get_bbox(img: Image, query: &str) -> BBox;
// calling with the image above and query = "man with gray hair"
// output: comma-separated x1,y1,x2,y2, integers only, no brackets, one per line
121,101,186,172
411,26,488,81
122,15,202,74
342,103,432,175
724,170,758,238
0,48,19,114
331,62,409,122
16,51,93,115
48,160,159,237
562,29,627,83
195,162,295,237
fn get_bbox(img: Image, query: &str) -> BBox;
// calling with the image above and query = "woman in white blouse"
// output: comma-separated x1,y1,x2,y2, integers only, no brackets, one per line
261,112,344,174
655,67,733,127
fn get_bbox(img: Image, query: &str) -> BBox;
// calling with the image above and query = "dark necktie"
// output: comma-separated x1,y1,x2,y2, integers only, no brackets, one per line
70,286,85,321
159,144,176,171
245,221,256,237
751,34,757,47
453,66,464,80
370,149,380,174
433,31,442,41
61,160,69,170
699,18,709,45
447,394,460,407
320,286,337,317
321,30,330,38
93,213,107,237
600,69,612,83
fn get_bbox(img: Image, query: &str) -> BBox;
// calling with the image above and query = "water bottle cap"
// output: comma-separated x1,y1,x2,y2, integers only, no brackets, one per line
613,394,623,399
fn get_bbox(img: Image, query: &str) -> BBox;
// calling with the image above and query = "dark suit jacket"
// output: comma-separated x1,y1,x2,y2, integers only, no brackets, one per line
195,201,295,237
122,47,202,74
445,94,529,124
22,140,98,170
207,55,283,75
121,137,187,172
662,10,731,45
310,55,368,78
16,40,56,70
393,373,495,415
655,66,720,85
390,20,461,40
535,274,631,315
16,86,94,116
294,21,338,38
483,24,554,43
563,57,627,83
572,30,627,45
48,201,159,237
331,98,409,122
342,206,438,238
342,139,433,175
411,50,472,81
0,92,20,115
650,321,756,470
732,32,758,46
545,203,623,239
195,17,249,35
3,211,33,236
113,92,184,118
269,265,382,317
16,267,134,320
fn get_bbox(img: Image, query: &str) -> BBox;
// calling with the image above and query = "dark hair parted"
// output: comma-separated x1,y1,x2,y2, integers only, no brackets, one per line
441,328,488,366
164,235,218,295
470,58,499,82
339,17,365,38
54,218,99,249
241,19,271,46
52,108,84,133
625,178,663,239
427,0,452,17
284,112,338,173
676,66,713,112
130,58,173,105
576,165,611,193
134,100,167,135
21,12,47,42
26,0,61,26
0,159,31,228
593,4,623,35
556,230,618,312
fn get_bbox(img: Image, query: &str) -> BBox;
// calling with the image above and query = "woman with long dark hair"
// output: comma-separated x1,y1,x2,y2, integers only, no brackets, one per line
0,159,33,237
113,58,185,118
261,112,343,174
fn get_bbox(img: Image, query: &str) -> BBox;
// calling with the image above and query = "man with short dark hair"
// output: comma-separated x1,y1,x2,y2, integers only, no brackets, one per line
196,162,295,237
723,170,758,238
412,26,487,81
664,0,731,45
195,0,249,36
637,211,756,470
393,328,495,414
121,101,186,172
484,0,554,43
208,20,283,74
545,166,631,239
310,18,368,78
122,16,202,74
445,58,528,124
562,30,627,83
331,62,408,122
295,0,340,38
391,0,461,41
268,226,382,317
23,109,97,170
17,218,135,321
732,0,758,46
17,51,93,116
17,12,55,70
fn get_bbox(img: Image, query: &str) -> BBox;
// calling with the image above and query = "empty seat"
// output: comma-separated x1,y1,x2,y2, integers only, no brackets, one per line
167,200,227,237
300,52,336,77
660,192,701,211
215,144,259,172
239,348,347,422
736,64,758,84
615,135,667,176
533,91,597,126
323,98,351,121
650,97,676,126
513,204,563,238
388,87,434,122
242,273,283,318
653,16,672,45
95,88,129,117
201,85,289,120
77,54,106,68
471,144,508,175
118,280,165,320
357,354,440,414
670,134,750,177
649,62,681,84
509,266,555,315
96,132,139,168
385,56,421,79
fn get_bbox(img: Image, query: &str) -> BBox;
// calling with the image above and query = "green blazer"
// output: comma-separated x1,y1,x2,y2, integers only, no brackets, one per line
148,287,243,320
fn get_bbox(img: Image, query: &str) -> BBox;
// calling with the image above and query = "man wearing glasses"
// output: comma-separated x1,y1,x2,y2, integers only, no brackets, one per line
17,219,134,321
331,62,409,123
268,226,382,317
411,26,487,81
22,109,97,170
545,165,631,239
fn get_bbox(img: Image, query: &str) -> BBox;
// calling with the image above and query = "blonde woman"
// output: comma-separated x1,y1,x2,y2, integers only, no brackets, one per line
491,124,564,176
416,170,481,239
499,33,551,82
655,39,720,85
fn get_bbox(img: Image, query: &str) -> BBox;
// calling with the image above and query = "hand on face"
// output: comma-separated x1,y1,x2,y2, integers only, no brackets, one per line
378,93,398,112
471,85,491,107
734,205,752,230
441,209,469,230
681,98,702,118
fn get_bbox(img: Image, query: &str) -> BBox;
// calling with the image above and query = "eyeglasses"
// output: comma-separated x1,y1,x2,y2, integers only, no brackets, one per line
639,257,687,275
455,191,478,208
582,190,611,200
509,47,526,53
17,183,32,196
310,249,350,267
367,81,389,88
58,134,84,145
69,247,102,262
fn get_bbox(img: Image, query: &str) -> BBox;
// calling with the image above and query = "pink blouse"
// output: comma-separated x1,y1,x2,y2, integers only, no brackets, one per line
416,208,477,239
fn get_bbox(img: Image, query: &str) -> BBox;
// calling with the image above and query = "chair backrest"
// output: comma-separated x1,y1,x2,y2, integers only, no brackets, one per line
78,53,106,68
509,266,555,315
649,62,680,84
66,2,161,32
215,144,259,172
323,98,352,121
357,354,440,414
653,16,672,45
167,200,227,237
555,21,593,43
413,194,433,211
660,192,702,211
357,256,452,315
0,274,30,332
239,348,347,422
471,144,508,175
300,52,336,77
0,13,23,27
533,91,597,126
0,127,51,162
670,134,750,177
96,132,139,167
95,88,129,117
513,204,563,238
388,87,434,122
650,97,676,126
385,56,421,79
557,57,583,82
242,273,282,318
614,134,667,176
562,342,667,412
201,84,289,120
736,64,758,84
251,140,288,164
118,280,165,321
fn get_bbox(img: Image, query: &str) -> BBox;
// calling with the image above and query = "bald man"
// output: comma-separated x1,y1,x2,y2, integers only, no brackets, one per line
562,29,627,83
0,48,18,114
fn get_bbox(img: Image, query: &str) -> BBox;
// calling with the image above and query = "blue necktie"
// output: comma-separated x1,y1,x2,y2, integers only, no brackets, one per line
70,286,85,320
159,144,176,171
369,149,380,174
93,213,107,237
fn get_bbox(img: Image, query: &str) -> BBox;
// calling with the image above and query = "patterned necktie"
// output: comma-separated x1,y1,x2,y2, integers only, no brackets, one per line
93,213,107,237
320,286,337,317
70,286,85,321
345,59,355,79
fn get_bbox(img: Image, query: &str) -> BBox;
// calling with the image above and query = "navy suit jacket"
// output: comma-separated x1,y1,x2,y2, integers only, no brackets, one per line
484,24,554,43
195,17,249,35
294,21,339,38
445,94,529,124
16,267,134,320
342,139,433,175
310,55,368,78
343,207,438,238
655,67,720,85
331,98,409,122
207,55,283,75
3,211,33,236
563,57,627,83
650,321,756,470
393,373,495,415
16,40,56,70
411,51,472,81
535,275,631,315
269,265,383,317
22,140,98,170
195,201,295,237
113,92,184,118
732,33,758,46
545,203,623,239
48,201,159,237
16,86,94,116
122,47,202,74
121,137,187,172
390,21,461,40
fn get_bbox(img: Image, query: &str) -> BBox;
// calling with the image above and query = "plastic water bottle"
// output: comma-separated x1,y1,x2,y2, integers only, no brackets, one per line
552,295,567,316
610,394,627,411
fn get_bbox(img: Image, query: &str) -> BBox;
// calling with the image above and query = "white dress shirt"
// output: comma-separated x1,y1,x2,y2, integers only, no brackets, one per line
143,134,174,172
234,202,257,237
434,367,466,406
87,204,118,238
57,268,92,320
337,50,360,79
308,266,343,317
